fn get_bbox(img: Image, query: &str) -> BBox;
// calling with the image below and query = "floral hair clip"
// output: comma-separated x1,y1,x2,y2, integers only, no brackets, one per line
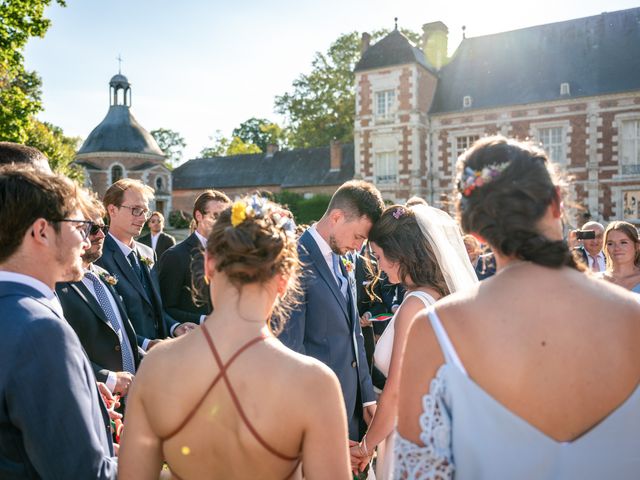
458,163,509,197
230,195,297,238
392,208,405,219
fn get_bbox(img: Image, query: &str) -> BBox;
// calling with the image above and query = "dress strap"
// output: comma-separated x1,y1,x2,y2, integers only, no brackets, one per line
201,327,299,462
161,330,265,441
405,290,437,308
426,307,468,376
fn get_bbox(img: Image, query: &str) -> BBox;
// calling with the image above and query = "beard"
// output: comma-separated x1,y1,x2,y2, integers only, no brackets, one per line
82,245,103,265
56,242,85,282
328,234,345,255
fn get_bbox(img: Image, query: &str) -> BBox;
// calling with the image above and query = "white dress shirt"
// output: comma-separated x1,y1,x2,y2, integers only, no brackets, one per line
82,267,136,392
150,232,160,251
587,251,606,271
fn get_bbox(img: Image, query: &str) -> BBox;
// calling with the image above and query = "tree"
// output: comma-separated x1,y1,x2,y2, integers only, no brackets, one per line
150,128,186,168
0,0,66,142
199,130,261,158
274,28,420,149
25,120,82,179
231,117,284,152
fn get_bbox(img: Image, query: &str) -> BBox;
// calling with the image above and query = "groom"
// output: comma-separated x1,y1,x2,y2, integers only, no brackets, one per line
279,180,384,441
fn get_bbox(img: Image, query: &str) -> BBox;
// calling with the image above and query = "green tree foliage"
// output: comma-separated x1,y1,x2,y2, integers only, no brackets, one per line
199,130,261,158
0,0,65,142
274,28,420,149
25,119,82,179
231,117,284,152
150,128,186,168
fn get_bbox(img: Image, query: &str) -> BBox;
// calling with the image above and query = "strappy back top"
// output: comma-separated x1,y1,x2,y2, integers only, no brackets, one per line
161,328,301,480
393,307,640,479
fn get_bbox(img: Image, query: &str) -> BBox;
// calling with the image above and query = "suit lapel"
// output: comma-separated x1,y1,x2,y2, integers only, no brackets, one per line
106,237,150,304
135,244,162,308
300,231,350,320
69,281,113,330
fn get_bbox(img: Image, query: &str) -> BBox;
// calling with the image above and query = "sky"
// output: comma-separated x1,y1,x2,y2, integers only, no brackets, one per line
24,0,638,163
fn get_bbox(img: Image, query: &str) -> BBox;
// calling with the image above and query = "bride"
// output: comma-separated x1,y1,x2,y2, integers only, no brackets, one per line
349,203,477,477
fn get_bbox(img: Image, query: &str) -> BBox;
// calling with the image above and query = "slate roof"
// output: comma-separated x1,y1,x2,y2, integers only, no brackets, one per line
354,29,435,73
431,8,640,113
172,144,354,190
77,105,164,157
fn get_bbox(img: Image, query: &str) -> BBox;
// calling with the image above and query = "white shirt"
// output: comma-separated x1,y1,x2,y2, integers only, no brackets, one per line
0,271,63,318
307,226,375,408
82,267,136,392
587,251,606,271
150,232,160,251
195,230,207,248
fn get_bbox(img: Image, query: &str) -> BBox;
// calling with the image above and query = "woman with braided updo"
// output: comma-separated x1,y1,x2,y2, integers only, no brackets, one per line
394,136,640,479
119,196,351,480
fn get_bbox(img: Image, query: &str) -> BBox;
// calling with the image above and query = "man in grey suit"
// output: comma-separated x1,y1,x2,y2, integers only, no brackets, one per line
279,180,385,442
96,179,196,351
0,166,117,478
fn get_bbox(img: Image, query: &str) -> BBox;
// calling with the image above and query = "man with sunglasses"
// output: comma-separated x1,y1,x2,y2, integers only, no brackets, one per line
57,196,142,401
97,179,196,351
158,189,230,324
0,166,117,478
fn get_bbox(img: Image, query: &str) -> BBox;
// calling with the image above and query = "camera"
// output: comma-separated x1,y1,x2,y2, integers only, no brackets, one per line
575,229,596,240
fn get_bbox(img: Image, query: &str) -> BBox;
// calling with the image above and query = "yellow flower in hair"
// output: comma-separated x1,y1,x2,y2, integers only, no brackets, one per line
231,201,247,227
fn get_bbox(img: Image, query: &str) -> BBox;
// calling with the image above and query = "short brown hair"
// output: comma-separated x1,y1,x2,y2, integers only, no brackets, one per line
103,179,154,216
193,189,230,220
0,166,83,263
149,211,164,222
327,180,384,224
0,142,49,170
82,191,106,220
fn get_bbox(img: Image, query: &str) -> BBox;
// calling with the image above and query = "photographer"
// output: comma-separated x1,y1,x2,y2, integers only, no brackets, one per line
573,221,605,271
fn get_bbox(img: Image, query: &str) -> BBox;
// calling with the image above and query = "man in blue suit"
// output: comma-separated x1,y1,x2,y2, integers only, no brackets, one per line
97,179,196,351
0,166,117,478
279,180,385,441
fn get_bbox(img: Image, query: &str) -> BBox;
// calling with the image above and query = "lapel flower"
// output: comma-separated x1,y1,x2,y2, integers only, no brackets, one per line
100,271,118,286
140,256,153,268
342,257,354,274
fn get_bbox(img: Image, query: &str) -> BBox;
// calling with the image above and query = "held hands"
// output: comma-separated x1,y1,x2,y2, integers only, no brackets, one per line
97,382,122,421
349,437,373,473
114,371,134,397
174,322,198,337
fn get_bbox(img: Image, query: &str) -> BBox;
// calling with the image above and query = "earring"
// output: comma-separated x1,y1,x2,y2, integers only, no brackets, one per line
204,275,209,285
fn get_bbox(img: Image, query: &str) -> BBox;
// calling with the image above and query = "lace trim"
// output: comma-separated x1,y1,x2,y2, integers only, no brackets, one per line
393,365,454,479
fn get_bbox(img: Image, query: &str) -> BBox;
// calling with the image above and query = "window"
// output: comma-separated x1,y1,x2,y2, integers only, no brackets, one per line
560,82,571,96
375,90,395,118
455,135,479,158
110,165,123,183
155,176,164,190
621,119,640,175
374,151,397,184
537,127,566,164
463,96,473,108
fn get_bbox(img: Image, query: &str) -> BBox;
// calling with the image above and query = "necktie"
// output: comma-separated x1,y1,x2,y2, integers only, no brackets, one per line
85,271,136,374
331,253,348,299
128,250,152,299
590,254,601,272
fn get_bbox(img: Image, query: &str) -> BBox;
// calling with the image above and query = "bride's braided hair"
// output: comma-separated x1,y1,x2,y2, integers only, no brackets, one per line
456,136,580,269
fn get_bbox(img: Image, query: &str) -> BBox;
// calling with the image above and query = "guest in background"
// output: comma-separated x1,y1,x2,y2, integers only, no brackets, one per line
158,189,230,325
138,211,175,260
463,234,495,280
601,221,640,293
395,136,640,479
0,141,52,172
575,221,606,271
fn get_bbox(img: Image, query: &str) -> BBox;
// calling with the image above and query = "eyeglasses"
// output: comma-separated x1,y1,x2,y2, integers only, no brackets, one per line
89,223,109,236
52,219,94,240
119,205,152,219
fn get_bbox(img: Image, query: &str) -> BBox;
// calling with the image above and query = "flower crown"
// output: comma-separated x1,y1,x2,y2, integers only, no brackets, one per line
458,163,509,197
230,195,296,238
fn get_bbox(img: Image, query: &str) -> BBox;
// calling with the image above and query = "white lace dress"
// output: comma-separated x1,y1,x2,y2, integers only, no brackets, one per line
372,291,436,479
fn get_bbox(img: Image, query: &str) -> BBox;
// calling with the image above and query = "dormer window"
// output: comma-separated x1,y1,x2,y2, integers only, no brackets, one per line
463,95,472,109
155,176,164,191
560,82,571,96
375,90,395,119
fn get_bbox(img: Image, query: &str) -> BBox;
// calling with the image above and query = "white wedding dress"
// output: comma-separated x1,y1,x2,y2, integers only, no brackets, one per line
372,290,436,480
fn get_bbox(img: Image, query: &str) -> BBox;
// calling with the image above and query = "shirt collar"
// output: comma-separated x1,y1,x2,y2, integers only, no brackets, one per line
109,232,135,257
195,230,208,248
308,224,333,260
0,271,63,317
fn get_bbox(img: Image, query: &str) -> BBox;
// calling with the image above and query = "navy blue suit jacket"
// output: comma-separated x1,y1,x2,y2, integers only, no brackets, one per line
0,281,116,479
96,234,178,342
279,230,375,440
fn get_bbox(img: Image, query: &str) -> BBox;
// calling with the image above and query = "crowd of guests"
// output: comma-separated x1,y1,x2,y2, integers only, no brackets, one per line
1,136,640,479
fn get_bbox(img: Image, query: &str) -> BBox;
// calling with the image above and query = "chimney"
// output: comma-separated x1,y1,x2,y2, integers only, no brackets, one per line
265,143,279,157
422,21,449,70
330,140,342,172
360,32,371,56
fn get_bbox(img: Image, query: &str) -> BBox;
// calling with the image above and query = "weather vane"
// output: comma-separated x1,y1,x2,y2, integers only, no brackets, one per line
116,54,123,74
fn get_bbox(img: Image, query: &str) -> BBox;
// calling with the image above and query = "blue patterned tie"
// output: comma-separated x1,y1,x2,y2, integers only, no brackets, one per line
128,250,152,300
331,253,348,299
85,270,136,374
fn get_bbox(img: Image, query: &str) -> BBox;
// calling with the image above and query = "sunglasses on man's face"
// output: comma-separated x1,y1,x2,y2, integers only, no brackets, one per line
89,224,109,236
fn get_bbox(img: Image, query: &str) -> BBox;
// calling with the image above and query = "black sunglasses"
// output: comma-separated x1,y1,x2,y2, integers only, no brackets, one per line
89,224,109,236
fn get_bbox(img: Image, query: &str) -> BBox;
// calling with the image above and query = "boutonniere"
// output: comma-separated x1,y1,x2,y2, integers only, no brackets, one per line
140,256,153,268
342,257,354,274
100,271,118,286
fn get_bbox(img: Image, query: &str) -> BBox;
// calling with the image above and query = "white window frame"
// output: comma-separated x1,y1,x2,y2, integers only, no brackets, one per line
375,89,395,120
619,117,640,175
453,133,480,160
463,95,473,109
110,163,126,184
373,150,397,185
532,122,568,165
